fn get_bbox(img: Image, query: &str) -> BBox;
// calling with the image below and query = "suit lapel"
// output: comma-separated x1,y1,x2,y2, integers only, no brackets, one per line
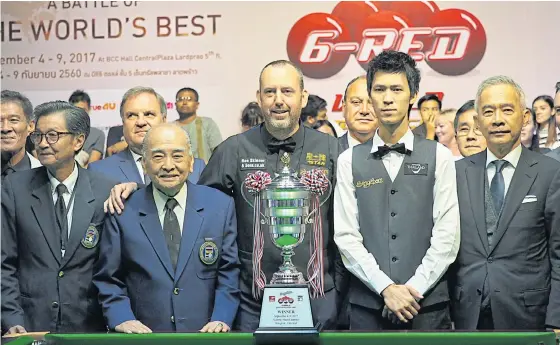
175,182,204,282
30,168,61,264
465,152,490,253
61,167,96,266
490,148,537,253
118,150,143,184
139,185,174,279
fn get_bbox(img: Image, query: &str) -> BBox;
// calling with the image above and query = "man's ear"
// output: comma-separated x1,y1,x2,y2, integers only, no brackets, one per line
301,89,309,109
409,93,419,106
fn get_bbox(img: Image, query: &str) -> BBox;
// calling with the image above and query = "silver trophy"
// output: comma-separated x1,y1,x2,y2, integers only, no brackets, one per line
242,153,331,287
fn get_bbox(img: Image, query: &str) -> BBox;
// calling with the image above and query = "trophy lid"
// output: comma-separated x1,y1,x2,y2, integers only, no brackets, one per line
268,153,306,190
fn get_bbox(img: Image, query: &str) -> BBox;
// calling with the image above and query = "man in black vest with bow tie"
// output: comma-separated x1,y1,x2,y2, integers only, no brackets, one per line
334,50,460,330
194,60,342,331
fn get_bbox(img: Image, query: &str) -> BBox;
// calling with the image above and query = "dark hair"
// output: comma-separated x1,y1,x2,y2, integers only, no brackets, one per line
417,94,442,111
555,81,560,93
1,90,34,122
34,101,90,153
532,95,557,147
366,50,421,98
68,90,91,108
176,87,199,102
454,100,475,131
241,102,264,128
344,76,366,101
311,120,338,138
260,60,304,91
526,108,540,151
301,95,327,122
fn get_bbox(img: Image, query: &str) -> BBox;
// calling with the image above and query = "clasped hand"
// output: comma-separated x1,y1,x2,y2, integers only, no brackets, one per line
381,284,423,323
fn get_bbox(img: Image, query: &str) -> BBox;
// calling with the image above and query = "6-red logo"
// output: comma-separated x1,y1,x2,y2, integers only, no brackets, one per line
287,1,487,78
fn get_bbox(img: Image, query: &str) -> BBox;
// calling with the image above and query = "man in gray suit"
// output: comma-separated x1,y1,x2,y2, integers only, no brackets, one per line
451,76,560,330
1,101,116,334
546,84,560,162
339,76,377,153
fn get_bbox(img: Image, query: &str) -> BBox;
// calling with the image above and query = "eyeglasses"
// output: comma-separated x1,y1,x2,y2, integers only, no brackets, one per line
456,127,483,137
176,96,196,103
30,130,74,145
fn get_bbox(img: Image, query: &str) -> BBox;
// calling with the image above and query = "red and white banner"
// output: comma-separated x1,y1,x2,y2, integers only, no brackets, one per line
2,1,559,137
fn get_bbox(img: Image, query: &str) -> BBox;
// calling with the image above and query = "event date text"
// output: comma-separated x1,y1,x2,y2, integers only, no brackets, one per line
1,53,96,65
1,69,83,80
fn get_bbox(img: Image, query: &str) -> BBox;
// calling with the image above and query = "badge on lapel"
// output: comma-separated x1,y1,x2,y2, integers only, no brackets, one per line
81,224,100,249
199,239,219,265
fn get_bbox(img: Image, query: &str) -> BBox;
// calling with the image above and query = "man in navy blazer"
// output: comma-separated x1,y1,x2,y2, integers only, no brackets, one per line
93,124,239,333
88,86,205,184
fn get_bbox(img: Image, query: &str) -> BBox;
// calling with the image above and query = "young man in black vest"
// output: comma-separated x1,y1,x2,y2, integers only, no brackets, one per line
334,50,460,330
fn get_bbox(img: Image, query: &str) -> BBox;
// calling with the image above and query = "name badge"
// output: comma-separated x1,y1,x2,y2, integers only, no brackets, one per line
81,224,100,249
355,177,384,188
404,163,428,176
240,157,266,170
305,153,326,166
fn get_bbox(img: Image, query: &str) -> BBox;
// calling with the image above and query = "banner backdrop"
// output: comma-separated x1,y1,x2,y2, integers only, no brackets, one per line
2,1,559,139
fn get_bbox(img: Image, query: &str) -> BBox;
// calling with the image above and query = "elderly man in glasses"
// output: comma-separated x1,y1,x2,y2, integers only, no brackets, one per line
454,100,487,157
1,101,117,335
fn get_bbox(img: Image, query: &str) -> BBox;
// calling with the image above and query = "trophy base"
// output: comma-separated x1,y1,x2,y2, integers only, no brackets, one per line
270,270,305,285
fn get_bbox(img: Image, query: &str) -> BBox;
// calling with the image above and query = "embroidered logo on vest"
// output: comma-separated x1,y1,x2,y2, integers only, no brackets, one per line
404,163,428,175
355,177,384,188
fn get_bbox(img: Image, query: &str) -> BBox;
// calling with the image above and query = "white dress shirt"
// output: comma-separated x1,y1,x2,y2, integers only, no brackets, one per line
130,149,146,183
334,129,461,296
153,183,188,234
347,133,362,149
485,144,522,197
48,162,79,256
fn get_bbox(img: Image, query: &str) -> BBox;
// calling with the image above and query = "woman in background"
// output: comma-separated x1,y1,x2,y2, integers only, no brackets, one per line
312,120,338,138
241,101,264,132
435,108,462,160
522,108,550,154
532,95,559,149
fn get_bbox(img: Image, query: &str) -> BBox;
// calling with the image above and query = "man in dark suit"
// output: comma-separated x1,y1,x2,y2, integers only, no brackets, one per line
93,124,239,333
412,94,440,140
451,76,560,330
89,87,205,184
1,101,116,334
339,76,377,153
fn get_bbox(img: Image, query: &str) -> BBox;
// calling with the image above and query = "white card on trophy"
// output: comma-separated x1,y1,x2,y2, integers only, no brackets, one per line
259,285,314,329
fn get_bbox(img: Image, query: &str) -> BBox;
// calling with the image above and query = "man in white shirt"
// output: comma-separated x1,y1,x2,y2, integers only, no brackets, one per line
451,76,560,330
2,101,116,334
339,76,378,153
93,124,239,333
334,50,460,330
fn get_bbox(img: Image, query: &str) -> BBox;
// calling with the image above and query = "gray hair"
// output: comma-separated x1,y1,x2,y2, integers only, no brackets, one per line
33,101,90,153
1,90,34,122
141,123,193,160
120,86,167,118
475,76,526,112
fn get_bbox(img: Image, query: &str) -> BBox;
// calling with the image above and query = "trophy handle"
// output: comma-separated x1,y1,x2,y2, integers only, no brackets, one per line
304,179,333,220
240,185,255,209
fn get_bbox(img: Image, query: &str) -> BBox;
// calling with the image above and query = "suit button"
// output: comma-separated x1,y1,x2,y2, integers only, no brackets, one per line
173,288,179,295
391,190,396,195
171,316,175,323
487,257,494,263
52,302,59,308
392,257,397,262
391,235,397,240
391,212,396,217
58,271,64,278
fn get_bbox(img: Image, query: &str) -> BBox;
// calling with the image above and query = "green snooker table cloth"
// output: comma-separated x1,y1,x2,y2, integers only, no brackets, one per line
40,331,558,345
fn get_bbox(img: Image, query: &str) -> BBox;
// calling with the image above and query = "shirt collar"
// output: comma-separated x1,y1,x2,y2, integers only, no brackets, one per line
152,183,188,217
48,162,79,195
485,143,522,169
260,121,305,154
347,132,362,149
370,128,415,153
129,149,142,163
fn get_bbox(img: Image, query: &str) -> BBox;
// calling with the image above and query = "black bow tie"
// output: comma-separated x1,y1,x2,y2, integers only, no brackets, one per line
267,137,296,154
374,143,410,158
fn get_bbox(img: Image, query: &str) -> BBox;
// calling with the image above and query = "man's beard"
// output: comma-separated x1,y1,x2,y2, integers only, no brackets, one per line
177,110,196,119
264,110,300,139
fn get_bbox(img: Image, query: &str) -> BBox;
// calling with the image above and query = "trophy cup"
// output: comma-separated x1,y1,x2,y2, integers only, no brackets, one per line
242,153,331,344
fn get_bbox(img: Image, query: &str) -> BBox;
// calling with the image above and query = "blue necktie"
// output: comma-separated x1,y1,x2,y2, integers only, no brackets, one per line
490,160,507,214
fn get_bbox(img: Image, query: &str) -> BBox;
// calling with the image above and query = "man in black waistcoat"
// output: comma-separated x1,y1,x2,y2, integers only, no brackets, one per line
103,60,343,332
334,50,460,330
